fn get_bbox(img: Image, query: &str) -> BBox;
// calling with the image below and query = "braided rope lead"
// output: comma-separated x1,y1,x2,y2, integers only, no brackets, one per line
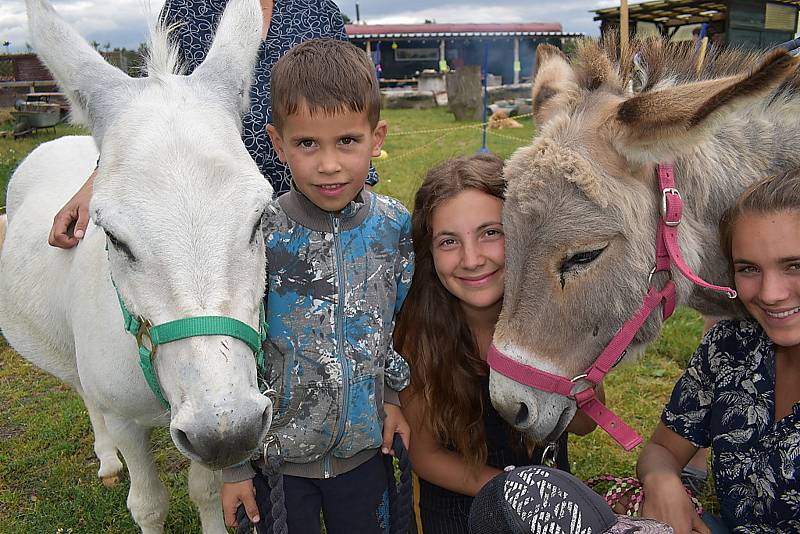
265,453,288,534
391,434,416,534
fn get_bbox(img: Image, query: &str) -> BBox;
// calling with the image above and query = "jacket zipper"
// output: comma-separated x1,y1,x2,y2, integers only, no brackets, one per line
323,214,351,478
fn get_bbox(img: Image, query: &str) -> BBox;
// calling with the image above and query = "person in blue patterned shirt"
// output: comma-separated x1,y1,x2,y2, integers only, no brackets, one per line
48,0,379,248
220,39,413,534
637,171,800,534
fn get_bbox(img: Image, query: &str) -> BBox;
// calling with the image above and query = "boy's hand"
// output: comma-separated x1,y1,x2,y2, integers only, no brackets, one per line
382,402,410,455
222,479,259,528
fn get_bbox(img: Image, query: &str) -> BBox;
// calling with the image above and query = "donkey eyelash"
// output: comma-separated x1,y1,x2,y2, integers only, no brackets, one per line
106,232,137,262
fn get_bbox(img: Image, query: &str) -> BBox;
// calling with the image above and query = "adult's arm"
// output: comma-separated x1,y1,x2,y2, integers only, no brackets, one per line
638,423,709,534
400,388,501,497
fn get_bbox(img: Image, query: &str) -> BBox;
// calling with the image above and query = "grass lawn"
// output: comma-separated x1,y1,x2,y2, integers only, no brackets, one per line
0,108,706,532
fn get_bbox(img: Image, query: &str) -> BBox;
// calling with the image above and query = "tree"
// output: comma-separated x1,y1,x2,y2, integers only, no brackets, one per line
342,14,352,24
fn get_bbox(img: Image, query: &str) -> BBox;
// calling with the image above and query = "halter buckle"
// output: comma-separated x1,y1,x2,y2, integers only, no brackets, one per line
661,188,681,226
135,318,156,357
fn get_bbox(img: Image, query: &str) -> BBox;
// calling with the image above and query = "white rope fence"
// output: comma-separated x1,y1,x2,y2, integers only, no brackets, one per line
379,112,535,162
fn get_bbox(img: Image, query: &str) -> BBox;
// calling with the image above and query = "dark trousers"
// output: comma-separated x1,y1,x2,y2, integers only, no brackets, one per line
251,451,392,534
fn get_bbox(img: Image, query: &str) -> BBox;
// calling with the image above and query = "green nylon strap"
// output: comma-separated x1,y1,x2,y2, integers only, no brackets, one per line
150,316,261,352
112,283,267,411
139,346,169,408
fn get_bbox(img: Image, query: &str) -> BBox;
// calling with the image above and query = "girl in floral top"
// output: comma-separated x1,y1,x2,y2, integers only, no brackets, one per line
637,171,800,534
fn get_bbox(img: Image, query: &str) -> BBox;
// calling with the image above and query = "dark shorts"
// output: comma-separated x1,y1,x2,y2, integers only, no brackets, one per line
246,451,393,534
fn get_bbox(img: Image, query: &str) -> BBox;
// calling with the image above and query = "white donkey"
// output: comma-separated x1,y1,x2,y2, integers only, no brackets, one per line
0,0,274,531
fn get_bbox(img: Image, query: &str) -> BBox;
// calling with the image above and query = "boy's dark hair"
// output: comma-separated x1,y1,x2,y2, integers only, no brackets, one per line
270,39,380,130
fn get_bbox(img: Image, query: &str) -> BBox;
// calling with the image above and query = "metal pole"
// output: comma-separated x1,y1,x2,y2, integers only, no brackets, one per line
513,37,520,84
620,0,629,58
480,41,490,154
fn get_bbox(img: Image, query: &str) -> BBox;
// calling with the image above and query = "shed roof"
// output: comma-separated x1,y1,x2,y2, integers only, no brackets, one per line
593,0,800,27
346,22,581,39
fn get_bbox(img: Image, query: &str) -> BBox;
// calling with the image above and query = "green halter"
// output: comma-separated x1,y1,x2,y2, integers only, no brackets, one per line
113,285,267,409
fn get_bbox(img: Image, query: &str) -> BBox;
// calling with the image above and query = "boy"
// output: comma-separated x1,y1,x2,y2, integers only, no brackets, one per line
221,39,413,534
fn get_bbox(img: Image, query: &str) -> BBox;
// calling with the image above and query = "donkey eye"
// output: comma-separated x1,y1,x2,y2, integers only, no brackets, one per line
106,231,136,262
561,246,606,273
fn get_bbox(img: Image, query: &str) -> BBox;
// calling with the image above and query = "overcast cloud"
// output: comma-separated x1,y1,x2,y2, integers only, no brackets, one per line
1,0,612,53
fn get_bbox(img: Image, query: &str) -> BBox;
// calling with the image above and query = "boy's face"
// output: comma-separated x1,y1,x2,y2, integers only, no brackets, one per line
267,105,387,212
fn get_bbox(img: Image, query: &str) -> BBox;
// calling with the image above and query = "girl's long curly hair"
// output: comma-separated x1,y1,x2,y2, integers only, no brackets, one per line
394,154,506,467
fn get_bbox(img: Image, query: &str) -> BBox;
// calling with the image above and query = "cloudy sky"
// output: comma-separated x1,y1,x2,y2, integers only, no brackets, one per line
1,0,616,53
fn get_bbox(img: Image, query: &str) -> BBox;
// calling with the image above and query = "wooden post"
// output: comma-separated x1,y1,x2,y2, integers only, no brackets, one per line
620,0,629,58
446,65,482,121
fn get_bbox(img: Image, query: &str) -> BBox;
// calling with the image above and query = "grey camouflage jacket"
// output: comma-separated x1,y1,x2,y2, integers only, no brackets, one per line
224,188,413,481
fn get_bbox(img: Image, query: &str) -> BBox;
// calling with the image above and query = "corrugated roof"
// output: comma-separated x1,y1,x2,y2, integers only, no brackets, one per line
593,0,800,27
345,22,572,38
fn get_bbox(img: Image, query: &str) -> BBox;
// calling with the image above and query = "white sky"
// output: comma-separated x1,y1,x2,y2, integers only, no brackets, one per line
1,0,614,53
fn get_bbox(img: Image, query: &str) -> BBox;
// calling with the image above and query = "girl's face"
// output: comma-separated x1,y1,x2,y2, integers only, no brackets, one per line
430,189,505,315
732,210,800,349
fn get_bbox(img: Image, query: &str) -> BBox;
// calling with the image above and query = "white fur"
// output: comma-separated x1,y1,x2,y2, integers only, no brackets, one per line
0,1,271,532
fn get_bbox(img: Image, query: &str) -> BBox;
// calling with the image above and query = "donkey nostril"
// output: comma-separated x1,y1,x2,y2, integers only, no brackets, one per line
514,403,529,426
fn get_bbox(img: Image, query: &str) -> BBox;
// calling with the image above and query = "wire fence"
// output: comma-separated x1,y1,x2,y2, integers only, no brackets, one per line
380,111,535,162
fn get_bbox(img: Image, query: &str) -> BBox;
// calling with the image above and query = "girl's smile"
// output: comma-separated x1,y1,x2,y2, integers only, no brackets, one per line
732,211,800,350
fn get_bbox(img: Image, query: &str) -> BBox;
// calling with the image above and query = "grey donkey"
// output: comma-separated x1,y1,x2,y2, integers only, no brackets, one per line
489,36,800,444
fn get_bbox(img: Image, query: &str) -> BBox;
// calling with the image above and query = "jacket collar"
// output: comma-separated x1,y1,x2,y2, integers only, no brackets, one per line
278,184,372,233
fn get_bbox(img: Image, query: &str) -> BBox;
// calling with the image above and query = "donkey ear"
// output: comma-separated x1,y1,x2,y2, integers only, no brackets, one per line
531,44,579,127
189,0,262,115
614,48,798,162
26,0,136,147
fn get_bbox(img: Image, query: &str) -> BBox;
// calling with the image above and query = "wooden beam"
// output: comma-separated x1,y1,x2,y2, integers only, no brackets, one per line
621,0,629,57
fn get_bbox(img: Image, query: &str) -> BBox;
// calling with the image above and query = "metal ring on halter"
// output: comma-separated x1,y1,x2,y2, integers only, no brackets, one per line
263,387,278,407
647,265,673,286
263,433,281,460
540,442,558,468
570,373,588,383
726,289,738,299
135,318,156,357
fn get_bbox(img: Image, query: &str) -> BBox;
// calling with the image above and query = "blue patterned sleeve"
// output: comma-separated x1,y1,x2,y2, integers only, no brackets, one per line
661,325,721,448
325,0,347,41
366,164,380,187
383,208,414,398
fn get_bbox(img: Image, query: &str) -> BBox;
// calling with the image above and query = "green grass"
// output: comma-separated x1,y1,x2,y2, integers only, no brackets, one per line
0,108,708,531
374,107,534,207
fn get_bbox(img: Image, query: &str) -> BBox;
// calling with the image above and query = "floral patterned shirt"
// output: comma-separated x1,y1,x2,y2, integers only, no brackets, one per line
663,319,800,533
161,0,379,195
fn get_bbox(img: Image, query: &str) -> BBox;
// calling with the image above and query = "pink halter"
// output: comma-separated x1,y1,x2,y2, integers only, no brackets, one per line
488,163,737,451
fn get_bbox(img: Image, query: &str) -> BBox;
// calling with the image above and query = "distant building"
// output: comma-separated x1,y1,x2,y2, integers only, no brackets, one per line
346,23,583,85
0,53,53,83
593,0,800,49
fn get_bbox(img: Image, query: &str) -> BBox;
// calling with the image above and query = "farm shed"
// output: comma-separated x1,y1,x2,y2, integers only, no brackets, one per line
346,23,583,85
593,0,800,49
